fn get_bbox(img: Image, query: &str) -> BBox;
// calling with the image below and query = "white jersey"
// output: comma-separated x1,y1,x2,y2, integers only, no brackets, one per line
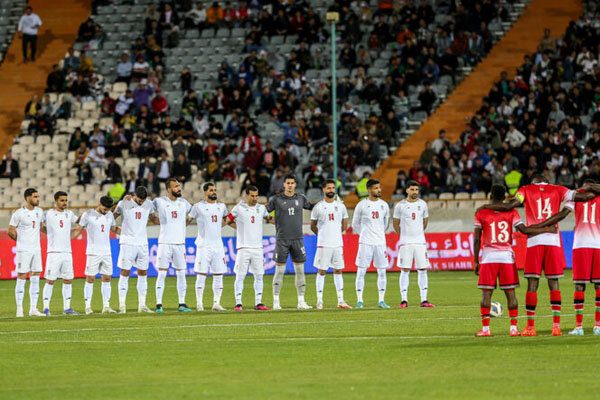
189,200,228,247
9,206,45,252
45,209,78,253
393,199,428,245
311,199,349,247
230,201,269,249
79,209,115,256
352,198,389,245
153,196,191,245
115,198,155,246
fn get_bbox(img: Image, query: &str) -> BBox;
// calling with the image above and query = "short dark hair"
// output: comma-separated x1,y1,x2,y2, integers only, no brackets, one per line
284,174,297,183
203,182,215,192
54,191,67,201
491,184,506,201
366,179,380,189
531,174,548,184
406,180,420,189
135,186,148,199
100,196,114,209
245,185,259,194
24,188,37,199
322,179,336,188
165,178,178,190
583,179,596,185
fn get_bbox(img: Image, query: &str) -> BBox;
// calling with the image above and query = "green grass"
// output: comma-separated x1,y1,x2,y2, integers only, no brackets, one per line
1,270,599,399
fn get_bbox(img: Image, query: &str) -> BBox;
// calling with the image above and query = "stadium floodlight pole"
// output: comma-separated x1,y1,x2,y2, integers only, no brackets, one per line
326,12,340,193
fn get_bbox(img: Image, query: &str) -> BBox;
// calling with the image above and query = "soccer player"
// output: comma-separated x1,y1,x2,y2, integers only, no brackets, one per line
266,174,313,310
113,186,155,313
228,185,272,311
42,191,80,316
474,185,556,337
479,174,592,336
8,188,45,317
310,179,351,309
393,180,434,308
189,182,229,311
352,179,390,309
71,196,121,315
153,178,193,313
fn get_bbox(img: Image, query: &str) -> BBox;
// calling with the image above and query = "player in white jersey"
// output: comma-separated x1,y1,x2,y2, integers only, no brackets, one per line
153,178,193,313
113,186,156,313
228,185,273,311
393,180,435,308
8,188,46,317
310,179,351,310
42,191,80,316
352,179,390,309
71,196,121,315
189,182,229,311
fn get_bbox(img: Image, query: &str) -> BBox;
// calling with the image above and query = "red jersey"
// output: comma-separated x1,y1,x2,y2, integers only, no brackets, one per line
474,208,523,263
515,183,574,247
566,195,600,249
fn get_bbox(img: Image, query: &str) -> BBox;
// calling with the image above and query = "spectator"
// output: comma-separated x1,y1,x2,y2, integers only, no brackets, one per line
68,128,89,151
180,66,192,92
17,6,42,63
172,136,188,159
417,82,437,114
116,53,133,84
132,55,150,80
185,2,206,31
24,95,40,120
0,151,20,180
73,142,89,168
102,155,123,187
151,88,168,115
115,90,135,122
172,153,192,183
87,140,106,169
46,64,65,93
63,47,80,71
206,2,224,30
539,28,556,53
505,124,526,148
154,152,172,183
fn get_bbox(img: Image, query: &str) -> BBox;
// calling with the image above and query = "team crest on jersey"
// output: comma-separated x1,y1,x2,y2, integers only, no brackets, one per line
335,206,338,211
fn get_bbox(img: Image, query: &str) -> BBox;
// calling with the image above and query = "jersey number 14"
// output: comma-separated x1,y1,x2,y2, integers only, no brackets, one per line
536,198,552,220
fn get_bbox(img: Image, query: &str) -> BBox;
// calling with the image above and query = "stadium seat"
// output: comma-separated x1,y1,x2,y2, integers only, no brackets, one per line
426,201,445,209
438,193,454,200
470,192,487,200
454,193,470,200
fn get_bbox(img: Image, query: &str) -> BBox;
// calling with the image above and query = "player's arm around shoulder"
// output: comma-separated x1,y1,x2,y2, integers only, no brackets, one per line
310,201,320,235
71,211,85,239
392,201,402,234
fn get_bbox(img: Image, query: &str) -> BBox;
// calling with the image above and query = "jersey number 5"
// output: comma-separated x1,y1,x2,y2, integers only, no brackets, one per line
59,220,63,228
490,221,509,243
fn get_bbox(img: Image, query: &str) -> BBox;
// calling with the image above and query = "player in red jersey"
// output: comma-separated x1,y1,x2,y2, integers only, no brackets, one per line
479,175,593,336
474,185,556,337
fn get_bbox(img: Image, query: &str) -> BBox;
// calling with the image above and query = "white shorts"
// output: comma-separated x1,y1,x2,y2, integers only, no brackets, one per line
356,244,388,269
45,253,74,281
194,246,226,274
118,244,149,271
15,251,43,274
234,248,264,275
314,247,345,270
397,244,430,270
157,244,187,270
85,254,113,276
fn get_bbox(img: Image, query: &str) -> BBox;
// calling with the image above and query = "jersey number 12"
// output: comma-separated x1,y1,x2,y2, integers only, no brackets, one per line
288,208,295,216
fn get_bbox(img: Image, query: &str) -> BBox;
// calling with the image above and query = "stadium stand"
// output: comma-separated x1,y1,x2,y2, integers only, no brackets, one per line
0,1,27,65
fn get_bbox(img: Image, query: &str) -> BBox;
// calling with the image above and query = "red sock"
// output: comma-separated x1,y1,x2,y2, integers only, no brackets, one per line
481,307,491,328
525,291,537,328
550,290,561,327
595,289,600,326
509,308,518,328
574,290,585,328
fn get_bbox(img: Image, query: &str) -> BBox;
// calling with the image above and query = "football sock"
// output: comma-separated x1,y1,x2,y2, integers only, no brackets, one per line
62,283,72,310
509,308,518,329
399,270,409,302
176,269,187,304
596,289,600,326
417,270,428,302
101,281,111,307
29,275,40,311
333,273,344,303
84,282,94,308
137,275,148,306
272,265,285,297
118,275,129,307
195,274,206,306
574,290,585,328
15,278,26,308
234,273,245,305
213,275,223,305
355,267,366,302
254,274,264,305
42,283,53,309
294,263,306,299
316,274,325,302
377,268,387,302
550,290,561,328
481,307,491,332
155,270,167,305
525,291,537,328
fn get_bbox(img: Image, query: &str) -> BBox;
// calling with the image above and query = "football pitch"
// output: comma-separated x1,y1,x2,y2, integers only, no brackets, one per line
1,270,599,399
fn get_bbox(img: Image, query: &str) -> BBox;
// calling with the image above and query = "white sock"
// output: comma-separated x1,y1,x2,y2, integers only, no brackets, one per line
176,269,187,304
101,281,111,307
234,273,245,304
43,283,53,309
254,274,264,305
118,275,129,307
272,265,285,297
62,283,72,310
294,263,306,300
213,275,223,305
482,326,490,333
84,282,94,308
333,273,344,303
316,273,325,302
195,274,206,306
377,269,387,302
137,275,147,306
155,270,167,305
418,270,428,302
400,270,410,302
355,267,366,302
15,278,26,308
29,276,40,311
